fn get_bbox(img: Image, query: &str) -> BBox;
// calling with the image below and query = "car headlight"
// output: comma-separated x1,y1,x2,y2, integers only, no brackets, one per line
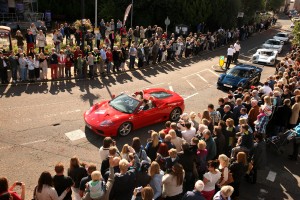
100,120,114,127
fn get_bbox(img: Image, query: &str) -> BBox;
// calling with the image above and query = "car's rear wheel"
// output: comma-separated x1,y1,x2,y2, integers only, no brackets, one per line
118,122,133,137
169,108,182,122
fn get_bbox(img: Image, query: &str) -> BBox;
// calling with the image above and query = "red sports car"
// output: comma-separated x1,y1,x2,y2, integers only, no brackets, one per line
84,88,185,137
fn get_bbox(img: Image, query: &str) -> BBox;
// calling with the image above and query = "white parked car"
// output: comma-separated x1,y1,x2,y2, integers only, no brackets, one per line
262,39,283,53
273,32,290,43
252,49,278,66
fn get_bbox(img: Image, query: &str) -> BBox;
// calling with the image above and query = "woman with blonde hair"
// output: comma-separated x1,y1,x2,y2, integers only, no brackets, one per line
145,132,161,161
149,161,163,200
224,118,235,156
67,156,88,200
121,144,131,161
132,185,154,200
218,154,230,187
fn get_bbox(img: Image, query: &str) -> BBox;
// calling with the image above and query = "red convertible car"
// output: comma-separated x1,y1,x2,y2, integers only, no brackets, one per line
84,88,185,137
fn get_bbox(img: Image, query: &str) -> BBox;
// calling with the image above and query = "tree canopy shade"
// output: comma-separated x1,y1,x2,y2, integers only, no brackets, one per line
38,0,284,31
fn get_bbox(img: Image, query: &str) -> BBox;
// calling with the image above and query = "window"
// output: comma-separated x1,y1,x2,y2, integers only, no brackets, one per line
150,91,172,99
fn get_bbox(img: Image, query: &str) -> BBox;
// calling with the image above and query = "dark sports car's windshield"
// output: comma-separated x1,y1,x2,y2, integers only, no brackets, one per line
109,94,140,113
227,68,250,78
266,40,280,45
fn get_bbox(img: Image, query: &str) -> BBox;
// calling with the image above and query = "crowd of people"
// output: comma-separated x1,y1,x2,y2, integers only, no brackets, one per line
2,45,300,199
0,17,277,84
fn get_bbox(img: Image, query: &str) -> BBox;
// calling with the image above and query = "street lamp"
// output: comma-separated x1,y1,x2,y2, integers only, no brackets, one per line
81,0,85,52
131,0,133,28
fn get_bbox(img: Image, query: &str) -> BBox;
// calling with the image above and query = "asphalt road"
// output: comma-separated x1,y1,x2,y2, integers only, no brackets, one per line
0,16,299,200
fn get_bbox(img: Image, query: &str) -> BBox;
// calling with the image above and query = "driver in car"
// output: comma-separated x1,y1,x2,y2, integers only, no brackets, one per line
139,99,150,110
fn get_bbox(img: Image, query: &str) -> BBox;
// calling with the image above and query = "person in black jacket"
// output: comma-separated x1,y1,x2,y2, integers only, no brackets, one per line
213,126,226,157
273,99,292,136
229,152,248,199
53,163,74,200
109,152,140,200
222,105,234,122
178,142,196,193
249,133,266,184
49,48,59,79
165,148,180,173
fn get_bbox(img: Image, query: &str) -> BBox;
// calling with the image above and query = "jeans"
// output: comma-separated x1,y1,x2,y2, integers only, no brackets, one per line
106,62,112,73
12,67,18,81
20,67,27,81
129,55,135,69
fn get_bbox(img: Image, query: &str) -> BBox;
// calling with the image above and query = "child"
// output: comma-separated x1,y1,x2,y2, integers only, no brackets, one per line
82,171,105,200
65,56,72,78
254,107,266,126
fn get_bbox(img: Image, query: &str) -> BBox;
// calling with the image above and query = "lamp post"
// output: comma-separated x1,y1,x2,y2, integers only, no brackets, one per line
95,0,98,46
131,0,134,28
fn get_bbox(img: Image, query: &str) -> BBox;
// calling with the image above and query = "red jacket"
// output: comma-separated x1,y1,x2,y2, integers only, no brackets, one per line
106,51,113,62
74,50,83,59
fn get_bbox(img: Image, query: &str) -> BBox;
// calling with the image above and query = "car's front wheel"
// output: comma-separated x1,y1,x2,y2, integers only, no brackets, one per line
118,122,133,137
169,107,182,122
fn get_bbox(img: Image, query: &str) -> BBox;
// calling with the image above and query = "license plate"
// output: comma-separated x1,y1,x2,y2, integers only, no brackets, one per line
223,84,232,88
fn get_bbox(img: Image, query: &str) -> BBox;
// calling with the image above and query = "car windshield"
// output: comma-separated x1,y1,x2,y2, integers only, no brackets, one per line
261,51,273,56
150,91,172,99
109,94,140,114
266,40,280,45
227,68,250,78
277,34,286,37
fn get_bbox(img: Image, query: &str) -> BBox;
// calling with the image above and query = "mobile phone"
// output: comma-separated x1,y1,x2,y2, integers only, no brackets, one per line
136,186,143,193
16,182,22,186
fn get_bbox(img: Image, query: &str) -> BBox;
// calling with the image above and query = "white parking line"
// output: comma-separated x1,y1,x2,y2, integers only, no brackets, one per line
182,69,209,78
208,69,220,77
186,80,196,89
184,93,199,100
266,171,277,182
169,85,174,91
21,139,47,146
65,129,86,141
196,74,208,83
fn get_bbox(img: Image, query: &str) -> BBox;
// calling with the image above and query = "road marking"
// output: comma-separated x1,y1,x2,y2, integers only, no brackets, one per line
266,170,277,182
0,146,13,150
196,74,208,83
168,85,174,91
182,69,208,78
184,92,199,100
21,139,47,146
65,129,86,141
208,69,220,77
142,82,165,89
186,80,196,89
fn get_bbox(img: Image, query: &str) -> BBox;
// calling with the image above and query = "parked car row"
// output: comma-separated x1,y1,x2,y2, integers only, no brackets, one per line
252,32,290,66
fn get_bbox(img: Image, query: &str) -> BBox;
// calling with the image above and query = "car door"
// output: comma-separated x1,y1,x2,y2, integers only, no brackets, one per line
131,103,161,129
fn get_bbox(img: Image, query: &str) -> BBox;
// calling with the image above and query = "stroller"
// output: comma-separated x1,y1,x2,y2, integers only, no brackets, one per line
266,129,297,154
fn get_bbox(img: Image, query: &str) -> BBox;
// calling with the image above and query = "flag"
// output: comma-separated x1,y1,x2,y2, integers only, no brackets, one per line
123,4,132,26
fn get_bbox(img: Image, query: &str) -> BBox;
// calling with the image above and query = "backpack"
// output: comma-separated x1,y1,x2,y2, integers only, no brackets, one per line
88,180,105,199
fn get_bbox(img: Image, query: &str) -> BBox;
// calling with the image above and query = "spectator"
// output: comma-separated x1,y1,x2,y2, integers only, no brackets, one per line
25,29,34,55
53,163,74,200
272,99,292,135
248,99,260,131
36,30,46,53
217,154,230,187
213,185,234,200
35,171,70,200
109,153,140,200
0,177,25,200
222,105,234,122
162,163,184,200
129,44,137,69
203,129,217,161
181,180,205,200
182,122,196,143
231,124,253,159
49,48,59,79
0,52,8,84
289,95,300,128
101,146,120,181
135,161,151,191
15,30,24,50
202,160,221,200
169,129,184,152
208,104,221,126
145,131,161,161
229,152,248,199
132,137,149,162
165,148,180,173
132,185,154,200
149,161,163,200
79,164,97,198
67,157,88,200
249,133,266,184
213,126,226,156
260,82,272,95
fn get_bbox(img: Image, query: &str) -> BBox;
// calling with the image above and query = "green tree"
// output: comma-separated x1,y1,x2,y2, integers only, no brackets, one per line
267,0,285,12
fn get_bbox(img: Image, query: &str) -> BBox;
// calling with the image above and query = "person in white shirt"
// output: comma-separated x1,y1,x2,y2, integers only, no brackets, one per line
225,45,235,70
233,40,241,64
181,122,196,143
260,82,273,95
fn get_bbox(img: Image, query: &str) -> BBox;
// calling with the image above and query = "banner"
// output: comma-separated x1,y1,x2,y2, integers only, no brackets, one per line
123,4,132,26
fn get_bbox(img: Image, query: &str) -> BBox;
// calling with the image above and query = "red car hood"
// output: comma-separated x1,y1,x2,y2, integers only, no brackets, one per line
86,101,128,125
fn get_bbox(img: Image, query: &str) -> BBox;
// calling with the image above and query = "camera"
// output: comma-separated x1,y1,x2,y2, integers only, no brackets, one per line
16,182,22,186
